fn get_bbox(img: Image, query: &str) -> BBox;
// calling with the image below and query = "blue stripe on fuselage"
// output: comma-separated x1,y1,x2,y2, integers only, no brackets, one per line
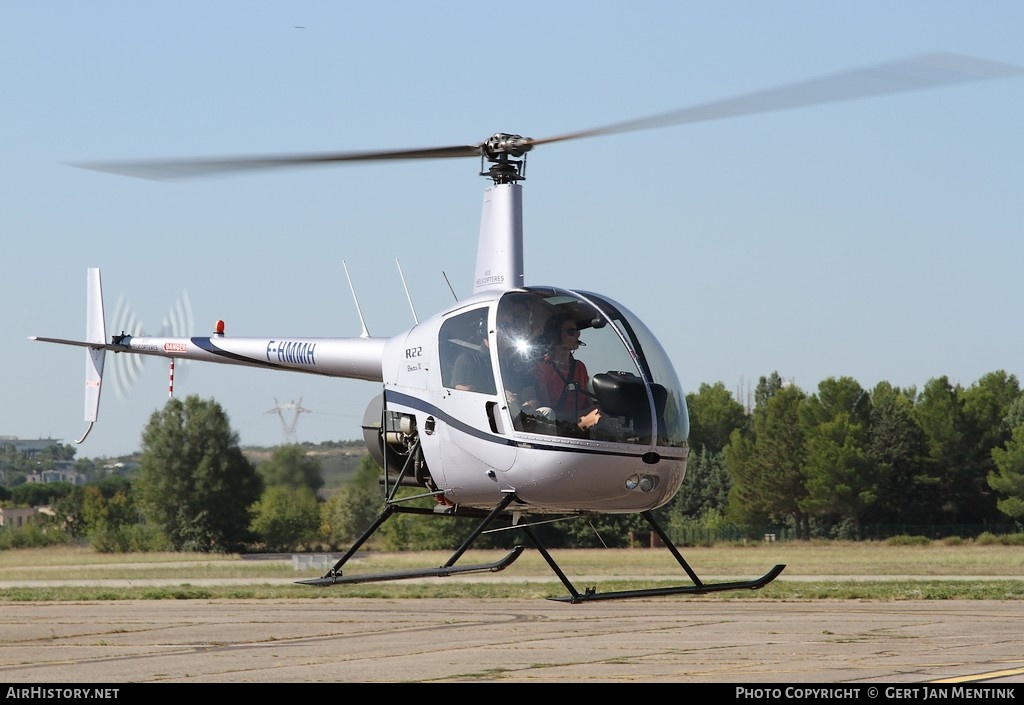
191,337,277,367
191,337,328,374
384,390,685,461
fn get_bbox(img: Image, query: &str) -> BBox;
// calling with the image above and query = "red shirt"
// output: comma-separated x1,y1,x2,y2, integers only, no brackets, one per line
535,355,593,418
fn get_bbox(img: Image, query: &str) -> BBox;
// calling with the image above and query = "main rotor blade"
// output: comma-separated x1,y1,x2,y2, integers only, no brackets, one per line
527,52,1024,148
71,144,483,181
69,52,1022,181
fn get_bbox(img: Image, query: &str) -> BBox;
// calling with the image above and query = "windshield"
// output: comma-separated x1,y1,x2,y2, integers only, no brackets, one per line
494,288,688,448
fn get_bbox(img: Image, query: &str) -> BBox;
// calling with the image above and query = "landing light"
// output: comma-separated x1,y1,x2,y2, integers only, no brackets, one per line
625,474,657,493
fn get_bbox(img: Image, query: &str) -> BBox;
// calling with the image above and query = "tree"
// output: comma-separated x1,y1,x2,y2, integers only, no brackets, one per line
865,382,933,526
914,376,967,522
50,486,88,540
1003,393,1024,432
82,486,145,553
71,456,103,484
800,412,879,538
724,429,769,527
258,445,325,494
250,486,321,552
320,455,385,548
33,444,76,467
963,372,1020,450
686,382,749,455
959,371,1021,523
989,421,1024,520
914,373,1019,524
669,446,730,519
726,377,809,537
797,378,878,537
557,513,647,549
753,383,810,537
136,395,263,552
11,481,73,508
799,376,870,429
754,372,785,409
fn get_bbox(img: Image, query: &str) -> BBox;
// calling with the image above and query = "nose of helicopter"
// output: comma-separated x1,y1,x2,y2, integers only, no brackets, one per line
496,446,687,513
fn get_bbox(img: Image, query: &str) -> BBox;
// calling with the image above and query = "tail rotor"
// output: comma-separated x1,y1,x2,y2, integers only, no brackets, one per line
110,290,194,401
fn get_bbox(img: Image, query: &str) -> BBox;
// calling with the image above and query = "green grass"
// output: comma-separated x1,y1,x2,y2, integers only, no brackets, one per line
2,580,1022,602
1,541,1022,601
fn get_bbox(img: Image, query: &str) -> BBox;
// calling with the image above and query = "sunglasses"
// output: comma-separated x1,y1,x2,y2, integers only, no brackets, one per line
562,327,580,336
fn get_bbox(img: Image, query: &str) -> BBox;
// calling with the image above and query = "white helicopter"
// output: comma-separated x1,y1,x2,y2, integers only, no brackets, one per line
32,52,1022,603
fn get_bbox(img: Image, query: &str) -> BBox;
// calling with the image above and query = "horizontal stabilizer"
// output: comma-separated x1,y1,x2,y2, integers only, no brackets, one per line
29,335,118,350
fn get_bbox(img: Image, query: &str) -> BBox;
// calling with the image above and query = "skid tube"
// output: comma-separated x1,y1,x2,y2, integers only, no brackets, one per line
296,493,785,603
526,510,785,603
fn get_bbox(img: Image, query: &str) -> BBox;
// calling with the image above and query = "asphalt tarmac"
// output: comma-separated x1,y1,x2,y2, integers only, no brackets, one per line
2,598,1023,684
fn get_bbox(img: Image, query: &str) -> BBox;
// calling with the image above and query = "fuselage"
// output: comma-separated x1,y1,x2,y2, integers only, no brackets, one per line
373,286,690,513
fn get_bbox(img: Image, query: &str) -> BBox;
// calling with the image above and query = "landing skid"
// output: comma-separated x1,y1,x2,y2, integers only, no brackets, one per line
522,510,785,603
298,546,525,586
544,563,786,603
296,492,786,603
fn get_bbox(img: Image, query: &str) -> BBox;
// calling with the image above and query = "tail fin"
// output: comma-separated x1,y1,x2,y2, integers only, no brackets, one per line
77,268,106,443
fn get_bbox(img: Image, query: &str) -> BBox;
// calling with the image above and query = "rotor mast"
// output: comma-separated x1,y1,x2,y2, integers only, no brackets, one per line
472,134,529,295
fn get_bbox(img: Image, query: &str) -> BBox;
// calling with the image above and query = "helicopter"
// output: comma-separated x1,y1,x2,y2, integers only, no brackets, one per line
31,52,1022,603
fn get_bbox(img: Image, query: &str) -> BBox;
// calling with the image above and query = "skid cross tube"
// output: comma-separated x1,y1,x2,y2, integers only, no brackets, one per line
297,491,523,587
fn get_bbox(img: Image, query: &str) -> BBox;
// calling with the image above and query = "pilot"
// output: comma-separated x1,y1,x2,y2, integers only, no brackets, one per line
533,312,601,435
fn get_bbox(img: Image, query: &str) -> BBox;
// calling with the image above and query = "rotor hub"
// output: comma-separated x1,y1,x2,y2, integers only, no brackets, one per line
482,133,533,159
480,134,532,184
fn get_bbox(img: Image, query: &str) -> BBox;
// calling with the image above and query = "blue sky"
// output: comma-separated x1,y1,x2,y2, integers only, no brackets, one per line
3,2,1023,460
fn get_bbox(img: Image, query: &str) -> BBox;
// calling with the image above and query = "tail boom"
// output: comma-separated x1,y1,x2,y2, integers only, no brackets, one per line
32,333,387,382
30,267,389,445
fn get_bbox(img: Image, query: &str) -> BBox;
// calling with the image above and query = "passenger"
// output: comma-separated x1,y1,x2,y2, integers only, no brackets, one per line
451,316,497,395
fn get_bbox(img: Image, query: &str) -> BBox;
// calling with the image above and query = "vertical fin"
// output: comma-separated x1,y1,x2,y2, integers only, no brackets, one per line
77,268,106,444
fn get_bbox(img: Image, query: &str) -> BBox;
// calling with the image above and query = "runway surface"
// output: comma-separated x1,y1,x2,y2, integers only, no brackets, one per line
2,598,1024,683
